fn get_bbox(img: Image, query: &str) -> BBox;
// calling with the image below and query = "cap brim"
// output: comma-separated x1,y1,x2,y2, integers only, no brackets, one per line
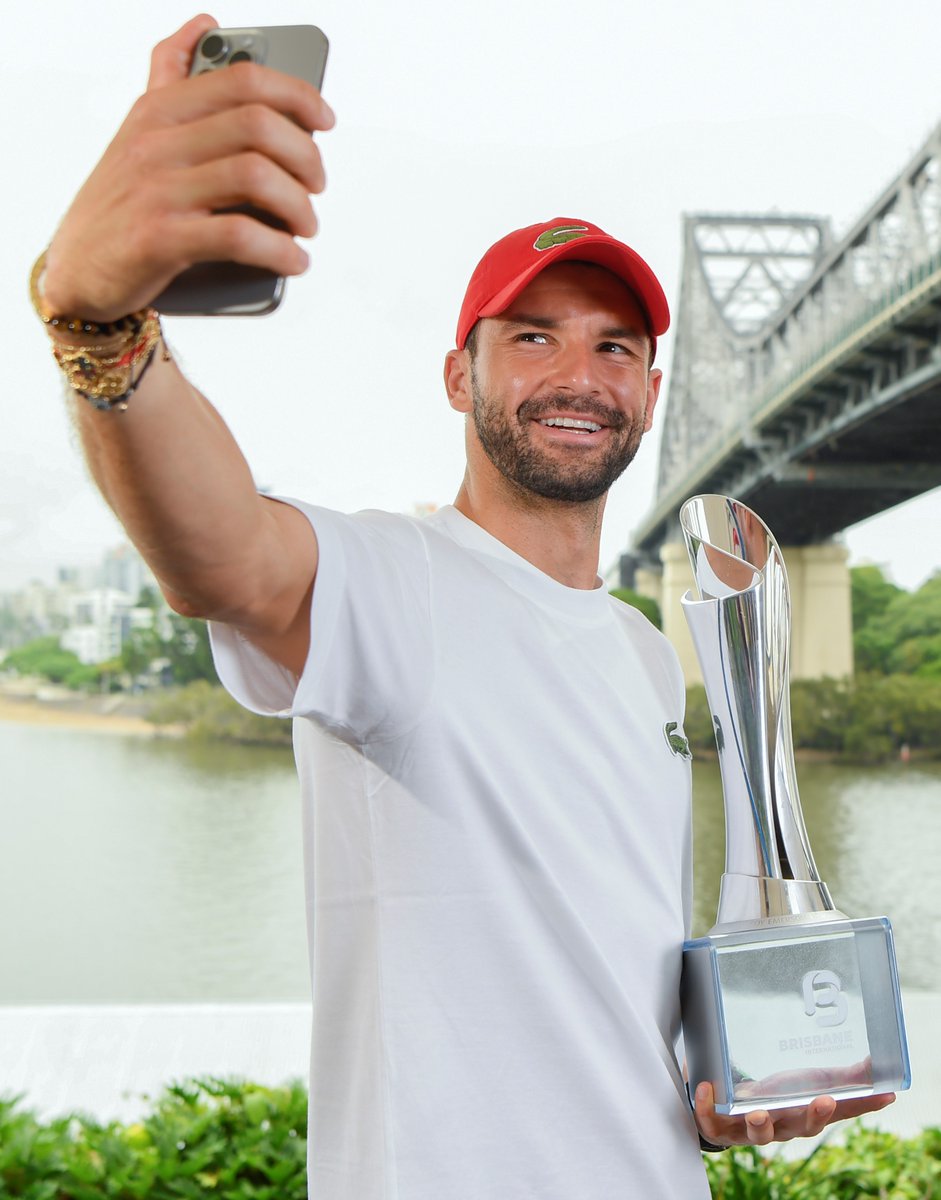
475,234,670,338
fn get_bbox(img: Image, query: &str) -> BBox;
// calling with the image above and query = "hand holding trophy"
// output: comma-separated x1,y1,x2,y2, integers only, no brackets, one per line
679,495,911,1115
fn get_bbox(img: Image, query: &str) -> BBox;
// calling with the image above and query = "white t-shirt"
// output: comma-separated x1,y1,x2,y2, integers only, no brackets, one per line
211,503,709,1200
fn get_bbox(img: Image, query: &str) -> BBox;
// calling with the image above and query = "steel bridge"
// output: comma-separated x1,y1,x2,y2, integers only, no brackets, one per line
633,120,941,564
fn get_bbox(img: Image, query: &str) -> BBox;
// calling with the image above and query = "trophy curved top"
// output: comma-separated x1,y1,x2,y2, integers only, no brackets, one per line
679,495,788,605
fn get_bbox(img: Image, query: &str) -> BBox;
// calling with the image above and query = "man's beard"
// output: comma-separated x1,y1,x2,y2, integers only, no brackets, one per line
470,373,647,503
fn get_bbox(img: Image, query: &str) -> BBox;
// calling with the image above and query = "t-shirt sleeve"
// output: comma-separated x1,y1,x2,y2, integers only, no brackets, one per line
209,502,434,743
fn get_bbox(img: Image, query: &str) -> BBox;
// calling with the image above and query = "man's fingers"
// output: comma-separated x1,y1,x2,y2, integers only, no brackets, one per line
143,59,335,137
168,154,318,238
154,105,327,194
694,1086,775,1147
831,1091,897,1122
173,212,311,277
693,1082,729,1146
803,1095,837,1137
147,14,219,91
744,1110,775,1146
694,1081,896,1148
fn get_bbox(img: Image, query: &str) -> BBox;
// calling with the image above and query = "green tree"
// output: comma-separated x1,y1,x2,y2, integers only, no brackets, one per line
845,672,941,758
121,625,163,679
3,635,85,683
790,677,852,751
163,615,218,684
850,564,902,631
855,572,941,676
121,610,218,686
136,583,164,610
1,635,121,692
688,674,941,762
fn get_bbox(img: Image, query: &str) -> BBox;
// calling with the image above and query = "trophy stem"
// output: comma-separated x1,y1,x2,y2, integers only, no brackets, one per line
679,498,838,931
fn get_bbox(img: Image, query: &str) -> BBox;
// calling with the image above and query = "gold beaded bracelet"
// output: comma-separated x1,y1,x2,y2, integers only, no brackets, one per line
30,249,168,412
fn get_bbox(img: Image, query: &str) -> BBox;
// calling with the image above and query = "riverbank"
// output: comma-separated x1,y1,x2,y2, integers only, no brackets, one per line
2,675,936,760
0,679,291,747
0,680,179,738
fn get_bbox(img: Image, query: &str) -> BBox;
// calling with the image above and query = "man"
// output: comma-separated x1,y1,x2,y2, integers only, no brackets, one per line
33,16,894,1199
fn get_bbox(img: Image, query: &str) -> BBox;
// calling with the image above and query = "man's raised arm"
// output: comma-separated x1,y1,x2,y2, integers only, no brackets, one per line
34,14,336,676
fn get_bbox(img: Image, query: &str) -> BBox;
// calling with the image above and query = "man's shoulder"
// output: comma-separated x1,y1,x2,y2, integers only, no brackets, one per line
284,502,472,583
281,501,429,548
338,504,470,557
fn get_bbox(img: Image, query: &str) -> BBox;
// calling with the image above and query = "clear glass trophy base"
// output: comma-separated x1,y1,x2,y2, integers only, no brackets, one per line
681,916,911,1114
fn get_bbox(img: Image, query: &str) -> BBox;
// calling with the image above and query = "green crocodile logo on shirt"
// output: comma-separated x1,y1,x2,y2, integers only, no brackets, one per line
664,721,692,760
533,224,590,251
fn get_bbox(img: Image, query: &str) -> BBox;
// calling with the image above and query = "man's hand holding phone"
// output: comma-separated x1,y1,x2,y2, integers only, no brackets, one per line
42,14,334,323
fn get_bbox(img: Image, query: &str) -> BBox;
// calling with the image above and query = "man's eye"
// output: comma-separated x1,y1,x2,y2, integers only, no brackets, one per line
517,332,548,344
599,341,628,354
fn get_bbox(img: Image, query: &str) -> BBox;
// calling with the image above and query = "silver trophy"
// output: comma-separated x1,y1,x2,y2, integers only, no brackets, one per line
679,495,910,1114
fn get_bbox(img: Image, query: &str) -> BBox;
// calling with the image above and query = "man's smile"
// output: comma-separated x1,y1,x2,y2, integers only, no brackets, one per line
537,416,604,433
519,395,623,447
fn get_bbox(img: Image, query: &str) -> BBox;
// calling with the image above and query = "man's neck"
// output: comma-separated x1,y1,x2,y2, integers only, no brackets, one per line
452,476,605,590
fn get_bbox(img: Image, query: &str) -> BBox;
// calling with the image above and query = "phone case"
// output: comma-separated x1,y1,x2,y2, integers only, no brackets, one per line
153,26,329,317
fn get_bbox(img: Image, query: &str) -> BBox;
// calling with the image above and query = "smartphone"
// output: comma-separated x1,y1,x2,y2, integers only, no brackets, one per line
153,25,329,317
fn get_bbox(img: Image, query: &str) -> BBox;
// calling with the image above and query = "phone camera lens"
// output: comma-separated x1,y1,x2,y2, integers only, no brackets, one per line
229,50,253,64
200,33,227,61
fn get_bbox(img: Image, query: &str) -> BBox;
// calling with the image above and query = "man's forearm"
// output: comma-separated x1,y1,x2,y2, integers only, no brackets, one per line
71,348,304,627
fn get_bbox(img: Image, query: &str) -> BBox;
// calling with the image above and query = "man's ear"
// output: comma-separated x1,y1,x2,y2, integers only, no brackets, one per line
643,367,663,432
444,349,473,414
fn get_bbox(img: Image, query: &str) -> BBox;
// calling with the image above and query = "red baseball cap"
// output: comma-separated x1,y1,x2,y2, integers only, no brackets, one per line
455,217,670,356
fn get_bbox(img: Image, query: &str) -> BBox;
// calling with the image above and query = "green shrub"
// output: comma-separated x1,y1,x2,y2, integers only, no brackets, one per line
687,674,941,763
704,1124,941,1197
147,681,293,748
0,1082,938,1199
0,1078,307,1200
789,678,852,752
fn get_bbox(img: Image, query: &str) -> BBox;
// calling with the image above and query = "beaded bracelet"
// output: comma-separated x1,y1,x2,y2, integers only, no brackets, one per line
50,311,163,398
77,338,165,412
31,249,167,411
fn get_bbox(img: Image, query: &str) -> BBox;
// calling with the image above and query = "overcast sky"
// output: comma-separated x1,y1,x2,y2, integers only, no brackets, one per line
4,0,940,593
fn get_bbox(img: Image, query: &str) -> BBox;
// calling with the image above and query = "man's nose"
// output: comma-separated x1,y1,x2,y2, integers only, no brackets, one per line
546,339,599,394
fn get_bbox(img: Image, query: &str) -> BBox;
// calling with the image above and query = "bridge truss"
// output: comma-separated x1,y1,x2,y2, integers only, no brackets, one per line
635,120,941,559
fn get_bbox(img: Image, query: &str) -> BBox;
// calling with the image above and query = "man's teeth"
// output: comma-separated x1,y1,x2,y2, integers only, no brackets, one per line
539,417,602,432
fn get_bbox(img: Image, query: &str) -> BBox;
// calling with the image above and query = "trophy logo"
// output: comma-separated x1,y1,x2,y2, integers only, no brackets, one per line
678,494,911,1114
802,970,848,1027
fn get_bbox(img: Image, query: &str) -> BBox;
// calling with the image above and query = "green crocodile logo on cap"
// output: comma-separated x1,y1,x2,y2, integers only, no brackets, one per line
533,224,590,251
664,721,692,760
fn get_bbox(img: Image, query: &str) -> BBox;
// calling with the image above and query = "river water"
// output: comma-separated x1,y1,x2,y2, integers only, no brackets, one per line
1,721,938,1002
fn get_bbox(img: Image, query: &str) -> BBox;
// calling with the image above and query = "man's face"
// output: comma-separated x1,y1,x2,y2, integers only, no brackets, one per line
453,262,662,504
